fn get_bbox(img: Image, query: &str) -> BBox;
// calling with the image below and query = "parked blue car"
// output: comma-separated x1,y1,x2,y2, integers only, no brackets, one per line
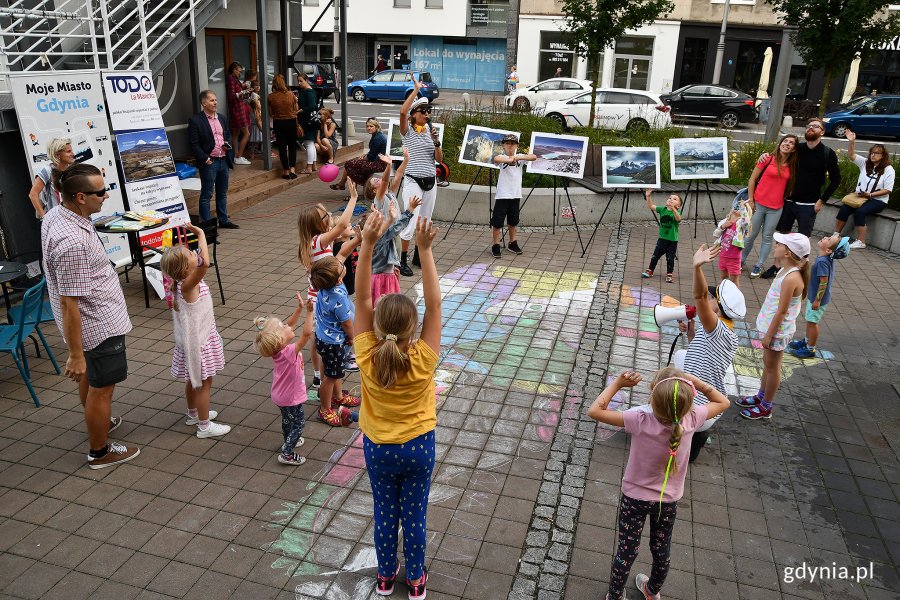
347,70,439,103
823,95,900,138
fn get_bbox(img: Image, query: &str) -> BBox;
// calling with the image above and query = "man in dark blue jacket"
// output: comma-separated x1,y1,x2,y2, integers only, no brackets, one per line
187,90,239,228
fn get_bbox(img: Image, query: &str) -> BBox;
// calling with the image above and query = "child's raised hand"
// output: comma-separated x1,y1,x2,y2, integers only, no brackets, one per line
614,371,642,388
362,209,387,243
348,183,358,199
408,195,423,211
295,292,311,312
415,217,437,250
378,153,393,165
186,223,205,238
389,199,399,221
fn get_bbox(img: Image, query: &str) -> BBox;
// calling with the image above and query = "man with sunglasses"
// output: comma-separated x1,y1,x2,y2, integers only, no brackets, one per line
760,118,840,278
42,164,139,469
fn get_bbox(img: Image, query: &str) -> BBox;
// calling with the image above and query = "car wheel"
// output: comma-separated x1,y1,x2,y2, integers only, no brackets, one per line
626,118,650,134
546,112,568,130
831,122,849,138
718,110,740,129
352,88,367,102
513,96,531,111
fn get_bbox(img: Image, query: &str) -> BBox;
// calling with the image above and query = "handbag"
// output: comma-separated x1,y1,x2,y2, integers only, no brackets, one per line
843,172,881,208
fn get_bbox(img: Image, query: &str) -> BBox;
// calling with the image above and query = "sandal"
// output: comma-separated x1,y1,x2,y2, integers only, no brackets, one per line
330,183,345,191
319,407,343,427
737,395,761,408
336,391,361,407
665,273,675,283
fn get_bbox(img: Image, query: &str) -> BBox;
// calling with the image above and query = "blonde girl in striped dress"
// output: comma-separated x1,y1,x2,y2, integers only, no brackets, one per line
161,224,231,438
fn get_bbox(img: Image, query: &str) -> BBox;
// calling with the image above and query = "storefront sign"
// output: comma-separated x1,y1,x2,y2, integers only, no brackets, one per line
875,35,900,51
8,70,131,267
410,37,506,92
469,3,507,27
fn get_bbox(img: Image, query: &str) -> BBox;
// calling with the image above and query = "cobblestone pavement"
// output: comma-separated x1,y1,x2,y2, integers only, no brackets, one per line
1,180,898,600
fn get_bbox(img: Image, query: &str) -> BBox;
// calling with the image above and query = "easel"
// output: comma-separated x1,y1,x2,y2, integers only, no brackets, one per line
497,173,585,254
443,166,492,240
680,179,719,238
582,188,656,258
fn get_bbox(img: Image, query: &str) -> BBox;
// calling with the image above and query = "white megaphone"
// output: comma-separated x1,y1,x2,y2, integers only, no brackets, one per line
654,304,697,327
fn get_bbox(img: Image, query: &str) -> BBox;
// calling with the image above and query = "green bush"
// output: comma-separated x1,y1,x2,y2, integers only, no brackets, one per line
434,102,900,209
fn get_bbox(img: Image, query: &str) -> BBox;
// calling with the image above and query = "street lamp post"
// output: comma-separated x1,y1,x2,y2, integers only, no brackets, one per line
712,0,731,85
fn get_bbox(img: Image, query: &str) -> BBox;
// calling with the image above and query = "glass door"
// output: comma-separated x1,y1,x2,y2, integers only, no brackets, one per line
205,30,257,108
613,58,650,90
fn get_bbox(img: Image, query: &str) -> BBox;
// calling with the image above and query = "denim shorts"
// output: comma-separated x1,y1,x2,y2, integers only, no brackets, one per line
805,299,827,324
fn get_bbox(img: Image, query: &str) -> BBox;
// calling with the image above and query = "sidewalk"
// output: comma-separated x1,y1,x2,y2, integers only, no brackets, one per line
0,178,898,599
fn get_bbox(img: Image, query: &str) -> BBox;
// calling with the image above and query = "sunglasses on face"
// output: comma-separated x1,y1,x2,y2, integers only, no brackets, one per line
80,188,108,197
415,109,431,115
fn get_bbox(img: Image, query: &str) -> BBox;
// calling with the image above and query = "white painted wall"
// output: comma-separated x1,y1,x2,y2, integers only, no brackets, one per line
208,0,282,30
517,16,680,95
299,0,467,36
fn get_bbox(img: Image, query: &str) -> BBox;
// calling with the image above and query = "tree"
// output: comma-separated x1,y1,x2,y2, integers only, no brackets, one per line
559,0,674,128
764,0,900,117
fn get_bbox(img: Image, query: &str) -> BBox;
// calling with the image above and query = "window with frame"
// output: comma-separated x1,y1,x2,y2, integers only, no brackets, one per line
539,31,575,81
679,38,708,86
372,72,393,82
394,0,411,7
561,81,584,90
425,0,443,7
534,81,562,91
603,91,633,104
570,93,596,104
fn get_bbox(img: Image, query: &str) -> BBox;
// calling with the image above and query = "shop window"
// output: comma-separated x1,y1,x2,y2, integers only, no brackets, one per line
539,31,575,82
613,36,653,90
679,38,708,86
426,0,443,7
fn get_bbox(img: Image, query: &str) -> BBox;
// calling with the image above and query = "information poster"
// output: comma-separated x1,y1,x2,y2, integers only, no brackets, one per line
102,70,190,247
410,37,506,92
8,70,131,267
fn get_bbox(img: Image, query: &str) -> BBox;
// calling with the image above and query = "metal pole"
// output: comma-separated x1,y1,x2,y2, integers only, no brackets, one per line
136,0,150,70
339,0,348,146
764,26,797,143
281,0,290,81
711,0,731,85
257,0,272,170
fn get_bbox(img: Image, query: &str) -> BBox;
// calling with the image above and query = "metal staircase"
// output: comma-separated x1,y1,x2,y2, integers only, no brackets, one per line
0,0,223,89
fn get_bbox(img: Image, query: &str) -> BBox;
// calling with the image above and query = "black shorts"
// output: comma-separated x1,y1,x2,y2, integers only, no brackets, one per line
491,197,521,229
84,335,128,388
315,337,346,380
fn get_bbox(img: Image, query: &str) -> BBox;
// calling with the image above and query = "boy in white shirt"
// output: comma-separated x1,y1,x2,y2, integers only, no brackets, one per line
491,134,537,258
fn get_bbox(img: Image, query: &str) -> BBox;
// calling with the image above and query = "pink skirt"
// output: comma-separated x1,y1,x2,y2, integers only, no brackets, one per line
372,272,400,305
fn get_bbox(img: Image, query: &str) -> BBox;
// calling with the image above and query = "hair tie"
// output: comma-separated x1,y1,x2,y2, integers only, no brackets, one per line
652,376,697,401
668,449,678,457
384,334,397,342
255,318,267,331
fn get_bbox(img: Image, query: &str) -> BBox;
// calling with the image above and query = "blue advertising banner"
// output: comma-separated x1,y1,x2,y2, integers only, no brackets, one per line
410,37,506,92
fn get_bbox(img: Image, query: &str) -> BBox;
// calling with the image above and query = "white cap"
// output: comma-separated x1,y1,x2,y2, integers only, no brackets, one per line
716,279,746,320
410,97,430,111
773,232,811,259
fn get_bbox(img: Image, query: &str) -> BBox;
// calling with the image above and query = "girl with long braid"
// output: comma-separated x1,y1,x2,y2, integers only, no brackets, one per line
588,367,729,600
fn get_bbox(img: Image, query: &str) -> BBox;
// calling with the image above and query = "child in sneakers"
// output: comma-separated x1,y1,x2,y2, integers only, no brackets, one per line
490,133,536,259
739,232,810,420
310,256,360,426
788,234,850,359
713,208,743,285
588,368,730,600
364,152,421,302
641,189,682,283
355,214,442,600
160,224,230,439
298,185,359,388
254,293,314,465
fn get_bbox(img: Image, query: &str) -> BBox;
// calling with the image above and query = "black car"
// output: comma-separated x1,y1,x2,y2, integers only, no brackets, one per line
661,84,757,128
295,62,340,103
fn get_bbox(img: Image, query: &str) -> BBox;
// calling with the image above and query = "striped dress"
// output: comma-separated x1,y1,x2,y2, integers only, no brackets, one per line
306,234,334,302
171,280,225,387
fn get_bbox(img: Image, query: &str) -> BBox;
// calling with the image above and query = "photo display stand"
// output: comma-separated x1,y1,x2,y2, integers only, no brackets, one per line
680,178,719,239
581,188,644,258
443,167,492,240
502,174,584,254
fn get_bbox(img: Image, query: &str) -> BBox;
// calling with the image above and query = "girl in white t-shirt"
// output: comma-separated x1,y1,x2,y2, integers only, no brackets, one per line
490,134,536,259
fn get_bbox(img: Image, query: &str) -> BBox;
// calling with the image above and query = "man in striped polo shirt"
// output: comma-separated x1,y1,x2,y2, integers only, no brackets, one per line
42,163,140,469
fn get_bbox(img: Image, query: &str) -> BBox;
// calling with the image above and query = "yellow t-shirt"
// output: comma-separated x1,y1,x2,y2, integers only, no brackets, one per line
354,331,438,444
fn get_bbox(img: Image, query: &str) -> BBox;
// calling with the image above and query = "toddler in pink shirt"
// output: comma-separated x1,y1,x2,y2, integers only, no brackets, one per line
588,367,730,600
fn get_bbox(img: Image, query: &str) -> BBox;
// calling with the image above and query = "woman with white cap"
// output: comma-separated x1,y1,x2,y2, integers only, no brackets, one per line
675,244,746,462
397,76,443,276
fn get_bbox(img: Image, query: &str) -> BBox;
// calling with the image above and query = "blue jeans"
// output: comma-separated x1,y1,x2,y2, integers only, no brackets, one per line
364,430,435,581
198,158,230,224
742,204,782,269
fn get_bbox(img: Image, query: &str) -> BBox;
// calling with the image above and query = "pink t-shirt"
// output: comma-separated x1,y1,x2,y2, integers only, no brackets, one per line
720,223,741,259
754,157,790,210
622,404,709,503
271,345,307,407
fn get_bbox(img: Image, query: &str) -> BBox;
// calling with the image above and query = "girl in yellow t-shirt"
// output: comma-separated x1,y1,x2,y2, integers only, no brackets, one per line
353,212,441,600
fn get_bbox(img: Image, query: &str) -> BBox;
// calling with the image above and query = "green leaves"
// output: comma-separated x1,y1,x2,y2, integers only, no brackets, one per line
559,0,675,57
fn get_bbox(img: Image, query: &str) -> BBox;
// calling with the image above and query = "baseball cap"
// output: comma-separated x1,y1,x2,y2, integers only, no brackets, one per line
832,236,851,260
773,232,811,259
501,133,519,145
709,281,746,320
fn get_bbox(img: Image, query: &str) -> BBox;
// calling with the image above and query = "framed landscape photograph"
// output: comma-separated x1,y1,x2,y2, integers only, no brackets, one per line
386,119,445,161
116,128,176,183
602,146,661,189
669,137,730,180
527,132,590,179
458,125,520,169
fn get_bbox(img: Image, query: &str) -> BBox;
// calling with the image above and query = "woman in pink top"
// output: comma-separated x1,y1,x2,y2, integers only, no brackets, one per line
588,367,730,600
254,293,314,465
742,134,798,278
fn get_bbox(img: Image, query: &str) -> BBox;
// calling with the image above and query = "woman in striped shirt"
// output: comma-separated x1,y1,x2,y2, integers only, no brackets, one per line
397,76,443,276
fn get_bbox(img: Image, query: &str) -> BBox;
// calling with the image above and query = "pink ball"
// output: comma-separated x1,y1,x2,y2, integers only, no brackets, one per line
319,163,339,183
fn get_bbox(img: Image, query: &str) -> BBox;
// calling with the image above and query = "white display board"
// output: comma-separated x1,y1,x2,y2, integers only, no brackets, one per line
9,70,130,267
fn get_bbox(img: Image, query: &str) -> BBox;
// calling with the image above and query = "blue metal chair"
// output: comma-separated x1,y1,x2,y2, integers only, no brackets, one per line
0,278,60,407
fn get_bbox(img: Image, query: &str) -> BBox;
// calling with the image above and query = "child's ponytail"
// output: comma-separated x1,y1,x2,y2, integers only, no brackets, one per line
798,256,810,299
160,245,192,312
371,294,418,389
372,334,410,389
649,367,696,509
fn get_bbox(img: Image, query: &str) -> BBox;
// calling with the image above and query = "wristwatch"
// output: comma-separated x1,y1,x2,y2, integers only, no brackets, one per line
433,141,441,148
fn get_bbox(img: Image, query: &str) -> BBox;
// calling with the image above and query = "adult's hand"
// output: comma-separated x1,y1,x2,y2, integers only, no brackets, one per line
844,129,856,142
693,243,720,268
66,354,86,382
815,200,824,213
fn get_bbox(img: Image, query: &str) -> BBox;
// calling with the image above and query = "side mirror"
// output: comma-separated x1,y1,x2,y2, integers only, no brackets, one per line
671,93,682,101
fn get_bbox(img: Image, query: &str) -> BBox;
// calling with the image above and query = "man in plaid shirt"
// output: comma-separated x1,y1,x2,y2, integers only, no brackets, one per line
41,164,140,469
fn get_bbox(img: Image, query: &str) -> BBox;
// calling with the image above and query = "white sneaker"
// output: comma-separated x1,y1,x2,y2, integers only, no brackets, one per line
278,452,306,465
294,437,305,448
849,240,866,249
234,156,251,165
196,421,231,438
635,573,660,600
185,410,218,425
